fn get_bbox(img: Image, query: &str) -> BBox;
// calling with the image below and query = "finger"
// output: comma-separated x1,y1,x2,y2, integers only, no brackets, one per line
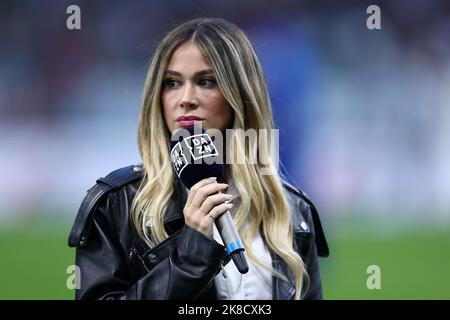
205,202,234,221
198,193,233,216
185,177,217,208
191,182,229,209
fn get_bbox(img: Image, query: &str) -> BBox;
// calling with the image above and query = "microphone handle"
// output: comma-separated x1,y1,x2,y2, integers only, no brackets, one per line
215,210,249,274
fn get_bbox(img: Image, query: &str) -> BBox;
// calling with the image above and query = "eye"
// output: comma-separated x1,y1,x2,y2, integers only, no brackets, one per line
198,78,216,88
164,79,180,89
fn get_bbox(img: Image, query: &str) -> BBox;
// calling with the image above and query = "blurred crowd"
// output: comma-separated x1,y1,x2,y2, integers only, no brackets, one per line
1,0,449,228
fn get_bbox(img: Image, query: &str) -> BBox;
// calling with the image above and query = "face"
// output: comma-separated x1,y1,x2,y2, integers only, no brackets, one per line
161,41,233,134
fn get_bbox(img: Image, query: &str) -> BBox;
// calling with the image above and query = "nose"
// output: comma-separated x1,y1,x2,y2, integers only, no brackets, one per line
179,83,198,109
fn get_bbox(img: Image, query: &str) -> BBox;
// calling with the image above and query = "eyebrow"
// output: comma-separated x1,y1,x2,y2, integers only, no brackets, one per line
164,69,215,77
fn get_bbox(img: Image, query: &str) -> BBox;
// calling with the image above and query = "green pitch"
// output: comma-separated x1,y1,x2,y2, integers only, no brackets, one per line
0,222,449,299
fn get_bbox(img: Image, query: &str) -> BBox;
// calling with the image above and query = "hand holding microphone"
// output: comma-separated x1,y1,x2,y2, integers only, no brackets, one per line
183,177,232,240
170,125,249,274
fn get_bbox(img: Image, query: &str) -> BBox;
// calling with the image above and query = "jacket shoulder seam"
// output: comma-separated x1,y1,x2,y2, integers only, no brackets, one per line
281,179,330,258
67,164,143,248
96,164,144,190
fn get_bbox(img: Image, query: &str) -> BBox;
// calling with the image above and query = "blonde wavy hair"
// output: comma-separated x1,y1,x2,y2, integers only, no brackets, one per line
131,18,307,299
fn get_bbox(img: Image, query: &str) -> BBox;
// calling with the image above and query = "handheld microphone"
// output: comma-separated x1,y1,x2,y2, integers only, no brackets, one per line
170,125,249,274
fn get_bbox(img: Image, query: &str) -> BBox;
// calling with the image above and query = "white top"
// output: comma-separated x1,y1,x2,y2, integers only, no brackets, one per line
213,223,273,300
184,178,273,299
211,176,273,300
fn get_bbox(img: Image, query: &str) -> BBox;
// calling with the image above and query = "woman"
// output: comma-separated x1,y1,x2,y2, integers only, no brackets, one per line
68,17,329,300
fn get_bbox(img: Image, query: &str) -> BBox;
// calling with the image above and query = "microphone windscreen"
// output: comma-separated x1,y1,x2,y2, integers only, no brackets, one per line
170,125,224,189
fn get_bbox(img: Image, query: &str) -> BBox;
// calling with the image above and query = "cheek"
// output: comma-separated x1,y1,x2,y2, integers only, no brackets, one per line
205,94,233,128
161,92,176,132
162,91,176,119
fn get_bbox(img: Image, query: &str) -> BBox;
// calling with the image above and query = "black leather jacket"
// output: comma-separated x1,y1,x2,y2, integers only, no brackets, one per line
68,164,329,300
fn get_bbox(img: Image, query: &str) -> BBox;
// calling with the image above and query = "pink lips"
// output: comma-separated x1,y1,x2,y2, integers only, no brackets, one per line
176,115,204,127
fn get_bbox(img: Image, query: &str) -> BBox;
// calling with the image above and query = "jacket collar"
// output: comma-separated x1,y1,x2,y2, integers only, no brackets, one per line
271,252,296,300
259,225,296,300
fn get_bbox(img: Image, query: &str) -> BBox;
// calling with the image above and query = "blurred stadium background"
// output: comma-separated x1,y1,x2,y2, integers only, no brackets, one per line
1,0,449,299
